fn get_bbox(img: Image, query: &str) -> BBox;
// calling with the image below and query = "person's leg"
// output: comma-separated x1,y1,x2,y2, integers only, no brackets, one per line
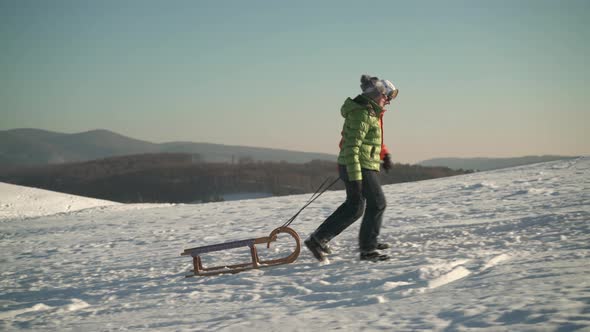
312,165,365,243
358,169,386,253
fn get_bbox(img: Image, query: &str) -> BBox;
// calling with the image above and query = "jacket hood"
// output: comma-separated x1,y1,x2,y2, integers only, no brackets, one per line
340,95,384,118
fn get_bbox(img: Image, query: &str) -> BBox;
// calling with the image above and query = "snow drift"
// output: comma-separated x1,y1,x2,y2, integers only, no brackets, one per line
0,182,118,220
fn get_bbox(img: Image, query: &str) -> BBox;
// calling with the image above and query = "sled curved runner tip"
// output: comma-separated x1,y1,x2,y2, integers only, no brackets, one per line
181,226,301,277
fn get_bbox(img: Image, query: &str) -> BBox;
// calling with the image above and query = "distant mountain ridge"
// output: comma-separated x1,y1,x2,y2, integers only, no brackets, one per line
0,128,336,166
419,156,579,171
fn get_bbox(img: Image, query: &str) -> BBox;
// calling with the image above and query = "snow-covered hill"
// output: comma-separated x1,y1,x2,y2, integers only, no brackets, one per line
1,158,589,331
0,182,119,220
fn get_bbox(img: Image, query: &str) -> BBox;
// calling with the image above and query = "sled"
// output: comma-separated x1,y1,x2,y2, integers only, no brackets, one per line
181,226,301,277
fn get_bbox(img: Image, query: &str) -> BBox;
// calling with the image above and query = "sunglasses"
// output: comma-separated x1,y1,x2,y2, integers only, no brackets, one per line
384,89,398,101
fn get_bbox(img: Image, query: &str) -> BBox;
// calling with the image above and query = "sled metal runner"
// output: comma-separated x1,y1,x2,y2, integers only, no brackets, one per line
181,226,301,277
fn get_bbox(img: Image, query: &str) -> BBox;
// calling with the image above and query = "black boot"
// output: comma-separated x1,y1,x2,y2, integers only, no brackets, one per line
304,236,327,261
309,233,332,254
360,250,390,262
320,240,333,254
376,243,391,250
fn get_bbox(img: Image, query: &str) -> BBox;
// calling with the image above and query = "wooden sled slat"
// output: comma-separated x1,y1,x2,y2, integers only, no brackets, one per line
181,226,301,277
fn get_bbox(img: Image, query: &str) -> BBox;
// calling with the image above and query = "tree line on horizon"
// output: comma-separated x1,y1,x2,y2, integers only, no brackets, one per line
0,153,472,203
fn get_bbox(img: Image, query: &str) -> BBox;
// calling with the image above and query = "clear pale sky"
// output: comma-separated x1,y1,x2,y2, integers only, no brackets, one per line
1,0,589,163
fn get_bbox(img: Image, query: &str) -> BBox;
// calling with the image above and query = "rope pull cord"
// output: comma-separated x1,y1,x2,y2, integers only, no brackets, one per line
281,177,340,228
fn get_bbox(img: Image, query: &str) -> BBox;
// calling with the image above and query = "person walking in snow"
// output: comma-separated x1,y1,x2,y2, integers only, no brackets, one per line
305,74,398,262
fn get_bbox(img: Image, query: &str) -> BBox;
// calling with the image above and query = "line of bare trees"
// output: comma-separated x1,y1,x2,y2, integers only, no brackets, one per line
0,153,472,203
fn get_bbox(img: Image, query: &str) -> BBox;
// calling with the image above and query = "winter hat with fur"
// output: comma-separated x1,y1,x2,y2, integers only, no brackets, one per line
360,74,398,100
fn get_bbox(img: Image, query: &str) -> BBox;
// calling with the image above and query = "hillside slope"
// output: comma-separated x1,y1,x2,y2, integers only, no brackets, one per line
1,157,589,331
419,155,578,171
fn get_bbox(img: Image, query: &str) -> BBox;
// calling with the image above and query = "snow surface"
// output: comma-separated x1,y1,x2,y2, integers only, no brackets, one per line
1,157,589,331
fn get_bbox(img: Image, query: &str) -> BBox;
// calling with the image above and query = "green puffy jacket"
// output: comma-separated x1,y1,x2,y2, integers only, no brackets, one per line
337,95,387,181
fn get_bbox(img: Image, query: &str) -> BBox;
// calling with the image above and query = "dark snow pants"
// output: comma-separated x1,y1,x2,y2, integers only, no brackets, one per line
313,164,386,252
